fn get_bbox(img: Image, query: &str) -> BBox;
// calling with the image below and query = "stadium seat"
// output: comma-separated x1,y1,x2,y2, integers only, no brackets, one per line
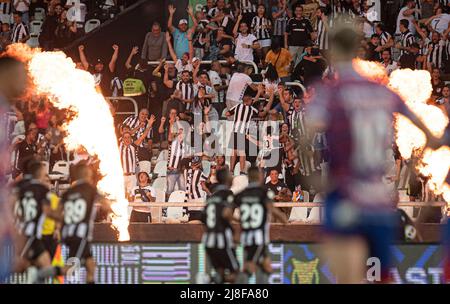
30,21,43,35
155,189,166,202
151,177,166,191
231,175,248,194
233,161,251,176
288,206,308,222
166,190,186,222
34,8,45,21
51,161,70,178
85,19,101,33
156,150,168,162
26,34,40,48
153,160,167,177
138,161,151,174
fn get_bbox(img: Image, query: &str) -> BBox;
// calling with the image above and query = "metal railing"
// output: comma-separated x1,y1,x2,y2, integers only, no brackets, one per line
106,96,138,117
147,60,259,74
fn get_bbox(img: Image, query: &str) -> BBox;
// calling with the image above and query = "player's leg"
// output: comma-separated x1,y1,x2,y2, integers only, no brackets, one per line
85,257,96,284
255,246,271,284
223,248,240,284
323,234,368,284
237,246,259,283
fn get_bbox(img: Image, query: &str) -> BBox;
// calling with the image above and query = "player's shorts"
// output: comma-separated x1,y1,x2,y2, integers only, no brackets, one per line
244,245,268,265
206,248,239,272
64,237,92,262
19,236,47,262
41,235,58,258
324,190,396,279
228,132,247,153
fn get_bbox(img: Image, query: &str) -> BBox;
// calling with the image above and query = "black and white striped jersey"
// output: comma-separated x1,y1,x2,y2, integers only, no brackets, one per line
10,22,28,43
251,15,272,40
184,168,208,200
380,31,392,50
175,80,195,111
272,7,288,36
61,181,99,241
168,138,190,171
315,18,329,50
234,182,272,246
414,0,422,20
121,115,153,147
201,187,235,249
13,179,51,239
119,142,138,174
0,2,12,15
230,103,258,134
287,105,307,137
426,40,446,69
240,0,256,14
400,30,415,56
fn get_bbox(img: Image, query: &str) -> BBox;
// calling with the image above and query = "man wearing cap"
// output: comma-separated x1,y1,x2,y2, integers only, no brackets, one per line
168,4,198,60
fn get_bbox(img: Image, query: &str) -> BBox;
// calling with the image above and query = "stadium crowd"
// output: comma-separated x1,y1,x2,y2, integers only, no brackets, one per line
2,0,450,224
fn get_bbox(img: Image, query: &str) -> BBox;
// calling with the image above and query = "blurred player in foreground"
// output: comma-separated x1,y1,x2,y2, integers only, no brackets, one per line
234,166,287,284
201,168,239,284
306,20,440,283
0,56,28,282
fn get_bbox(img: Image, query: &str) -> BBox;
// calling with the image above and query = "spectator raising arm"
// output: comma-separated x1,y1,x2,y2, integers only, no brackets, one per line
125,46,139,70
163,63,174,88
78,45,89,70
166,31,178,62
187,5,198,31
233,14,243,38
135,115,156,147
109,44,119,73
167,4,176,34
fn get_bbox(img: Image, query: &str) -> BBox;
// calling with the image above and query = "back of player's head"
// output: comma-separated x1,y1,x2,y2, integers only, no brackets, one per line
216,168,231,186
28,160,45,179
22,156,40,176
329,17,363,61
248,166,261,184
70,161,91,182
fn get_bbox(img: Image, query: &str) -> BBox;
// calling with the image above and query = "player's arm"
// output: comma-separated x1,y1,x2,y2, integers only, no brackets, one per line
42,196,63,222
222,206,234,224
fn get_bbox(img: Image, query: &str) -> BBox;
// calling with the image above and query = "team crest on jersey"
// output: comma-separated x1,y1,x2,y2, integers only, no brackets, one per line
291,258,320,284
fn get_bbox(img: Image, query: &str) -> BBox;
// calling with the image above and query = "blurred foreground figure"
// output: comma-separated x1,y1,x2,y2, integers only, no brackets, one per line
306,20,439,283
0,56,27,282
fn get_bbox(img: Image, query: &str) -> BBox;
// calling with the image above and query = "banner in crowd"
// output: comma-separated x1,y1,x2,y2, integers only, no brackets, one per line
7,243,445,284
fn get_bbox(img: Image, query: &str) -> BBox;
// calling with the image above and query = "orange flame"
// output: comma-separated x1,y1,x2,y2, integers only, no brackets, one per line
4,44,130,241
353,60,450,203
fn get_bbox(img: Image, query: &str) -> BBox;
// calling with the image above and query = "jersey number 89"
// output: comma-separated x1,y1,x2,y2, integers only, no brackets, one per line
240,203,263,229
65,199,87,224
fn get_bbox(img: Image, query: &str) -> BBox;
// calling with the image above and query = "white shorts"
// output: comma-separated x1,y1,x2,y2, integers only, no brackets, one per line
259,39,272,48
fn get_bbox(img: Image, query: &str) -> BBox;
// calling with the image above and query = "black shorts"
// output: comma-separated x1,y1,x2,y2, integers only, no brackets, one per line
41,235,58,259
188,210,203,221
244,245,268,265
228,132,247,152
130,210,152,223
206,248,239,272
19,236,47,262
64,237,92,262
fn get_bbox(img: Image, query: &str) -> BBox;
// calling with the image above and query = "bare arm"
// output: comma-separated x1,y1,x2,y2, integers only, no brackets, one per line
78,45,89,70
167,5,176,33
109,44,119,73
233,15,242,38
163,64,174,88
125,46,139,70
165,31,178,62
134,116,156,146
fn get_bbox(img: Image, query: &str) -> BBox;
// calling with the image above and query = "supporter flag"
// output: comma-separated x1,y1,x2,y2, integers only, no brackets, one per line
52,244,65,284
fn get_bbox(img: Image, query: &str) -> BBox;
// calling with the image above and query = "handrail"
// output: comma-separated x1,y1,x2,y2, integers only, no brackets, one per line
126,201,447,208
147,60,259,74
106,96,138,116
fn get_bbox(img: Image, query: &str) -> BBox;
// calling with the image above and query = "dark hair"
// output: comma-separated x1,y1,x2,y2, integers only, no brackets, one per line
265,63,279,82
271,38,281,52
236,62,248,73
198,70,210,80
23,157,41,176
13,11,23,17
400,19,409,29
371,34,379,39
248,166,260,183
216,168,230,185
28,160,44,178
329,26,362,56
70,161,90,181
375,23,385,31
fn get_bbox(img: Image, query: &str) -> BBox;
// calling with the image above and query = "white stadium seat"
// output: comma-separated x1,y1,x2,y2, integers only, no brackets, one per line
156,150,168,162
153,160,167,177
85,19,101,33
34,8,45,21
30,21,43,35
138,161,151,174
151,177,166,191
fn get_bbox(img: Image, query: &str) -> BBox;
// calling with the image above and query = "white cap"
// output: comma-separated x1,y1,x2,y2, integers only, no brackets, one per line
179,19,188,25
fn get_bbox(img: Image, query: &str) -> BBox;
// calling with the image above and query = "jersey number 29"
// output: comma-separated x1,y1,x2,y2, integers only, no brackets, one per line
65,199,87,224
240,203,263,229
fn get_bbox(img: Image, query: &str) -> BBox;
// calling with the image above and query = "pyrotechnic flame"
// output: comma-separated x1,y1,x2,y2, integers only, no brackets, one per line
353,59,450,203
352,58,389,85
5,44,130,241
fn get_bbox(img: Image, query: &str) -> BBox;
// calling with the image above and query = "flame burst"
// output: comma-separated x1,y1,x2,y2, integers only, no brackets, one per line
353,59,450,202
4,45,130,241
